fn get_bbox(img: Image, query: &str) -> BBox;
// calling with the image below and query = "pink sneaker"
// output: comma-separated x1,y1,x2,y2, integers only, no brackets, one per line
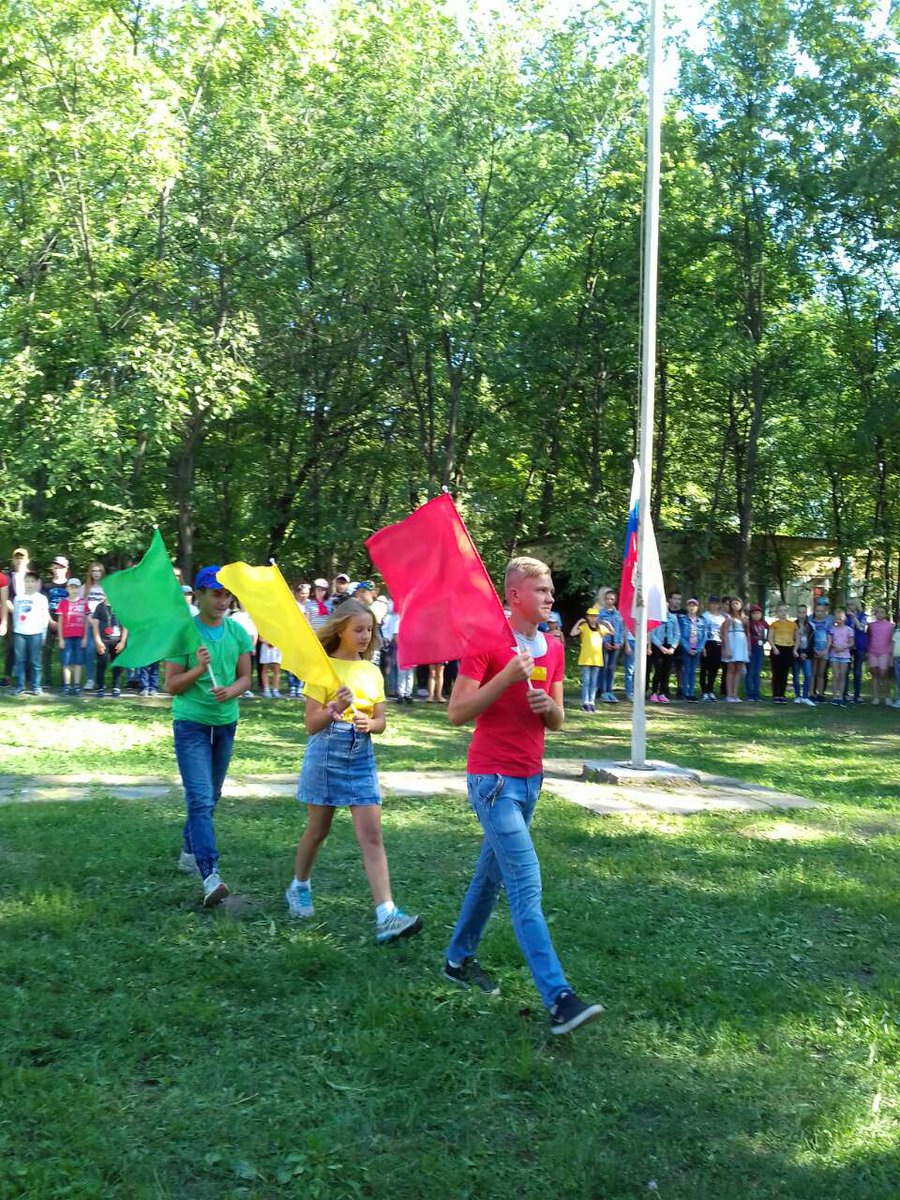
649,693,659,703
659,695,670,704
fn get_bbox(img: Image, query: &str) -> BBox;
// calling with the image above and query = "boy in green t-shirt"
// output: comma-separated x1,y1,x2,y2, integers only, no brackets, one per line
164,566,253,907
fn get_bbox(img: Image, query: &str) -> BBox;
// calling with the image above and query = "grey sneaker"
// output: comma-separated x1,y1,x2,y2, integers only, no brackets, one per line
549,990,604,1036
285,880,314,918
443,957,500,995
178,851,201,876
376,908,423,944
202,871,229,908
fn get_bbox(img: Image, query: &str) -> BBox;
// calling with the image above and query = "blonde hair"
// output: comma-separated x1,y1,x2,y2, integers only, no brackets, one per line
504,556,551,597
317,599,379,659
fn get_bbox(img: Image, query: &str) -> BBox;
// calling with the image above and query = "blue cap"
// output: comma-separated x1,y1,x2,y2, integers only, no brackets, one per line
549,611,562,624
194,565,225,590
355,580,375,592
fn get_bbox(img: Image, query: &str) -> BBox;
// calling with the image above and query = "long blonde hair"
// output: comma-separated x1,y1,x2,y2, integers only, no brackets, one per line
317,599,379,659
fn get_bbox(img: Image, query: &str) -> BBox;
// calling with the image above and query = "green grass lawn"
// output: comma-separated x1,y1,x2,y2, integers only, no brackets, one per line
1,695,899,1199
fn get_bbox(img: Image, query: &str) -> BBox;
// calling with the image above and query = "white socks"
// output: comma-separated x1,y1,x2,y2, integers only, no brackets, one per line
375,901,397,924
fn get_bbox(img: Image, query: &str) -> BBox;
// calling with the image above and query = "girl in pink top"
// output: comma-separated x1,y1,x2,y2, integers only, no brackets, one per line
827,610,853,707
867,605,893,705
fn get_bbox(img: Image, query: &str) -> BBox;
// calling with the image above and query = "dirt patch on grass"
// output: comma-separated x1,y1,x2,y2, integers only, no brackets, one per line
737,822,830,842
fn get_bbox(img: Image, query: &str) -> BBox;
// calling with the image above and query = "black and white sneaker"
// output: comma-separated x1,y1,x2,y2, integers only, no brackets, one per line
549,990,604,1036
443,957,500,995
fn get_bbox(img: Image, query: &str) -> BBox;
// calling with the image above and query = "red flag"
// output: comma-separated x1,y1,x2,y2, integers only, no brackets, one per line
366,494,512,669
619,460,665,635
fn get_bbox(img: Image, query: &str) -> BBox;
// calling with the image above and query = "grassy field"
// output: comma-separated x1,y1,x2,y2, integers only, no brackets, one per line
1,694,899,1199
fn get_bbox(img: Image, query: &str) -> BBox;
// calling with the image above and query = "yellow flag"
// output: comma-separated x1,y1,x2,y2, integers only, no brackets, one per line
217,562,341,694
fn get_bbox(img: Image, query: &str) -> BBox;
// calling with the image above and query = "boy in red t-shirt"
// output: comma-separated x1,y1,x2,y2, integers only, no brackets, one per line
443,556,604,1036
56,578,90,694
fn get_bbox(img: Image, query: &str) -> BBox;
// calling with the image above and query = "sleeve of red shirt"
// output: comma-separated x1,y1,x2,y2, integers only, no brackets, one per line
459,650,490,683
0,571,8,587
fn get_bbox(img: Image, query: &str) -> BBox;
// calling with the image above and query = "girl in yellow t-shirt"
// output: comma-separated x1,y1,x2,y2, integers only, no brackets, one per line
569,607,612,713
287,599,421,945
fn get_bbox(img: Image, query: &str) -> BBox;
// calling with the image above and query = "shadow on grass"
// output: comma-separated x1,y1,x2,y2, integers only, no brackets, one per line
1,790,899,1198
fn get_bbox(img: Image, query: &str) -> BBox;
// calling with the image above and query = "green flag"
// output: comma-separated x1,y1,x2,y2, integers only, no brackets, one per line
104,530,201,669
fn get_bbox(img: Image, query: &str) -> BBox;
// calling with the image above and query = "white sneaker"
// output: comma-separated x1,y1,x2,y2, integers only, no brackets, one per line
803,697,816,706
872,698,880,706
271,689,283,698
178,850,200,875
202,872,229,907
242,689,254,698
376,908,423,944
607,693,619,703
285,880,314,918
263,687,272,698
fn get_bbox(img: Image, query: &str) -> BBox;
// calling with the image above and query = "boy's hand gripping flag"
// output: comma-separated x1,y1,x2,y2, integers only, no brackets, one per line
365,493,513,670
619,459,666,635
103,529,201,669
216,561,341,693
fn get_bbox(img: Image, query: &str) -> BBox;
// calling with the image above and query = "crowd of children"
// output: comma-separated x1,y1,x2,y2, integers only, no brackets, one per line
572,589,900,710
3,546,900,713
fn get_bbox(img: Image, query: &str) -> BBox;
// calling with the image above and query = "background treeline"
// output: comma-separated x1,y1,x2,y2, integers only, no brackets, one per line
1,0,898,597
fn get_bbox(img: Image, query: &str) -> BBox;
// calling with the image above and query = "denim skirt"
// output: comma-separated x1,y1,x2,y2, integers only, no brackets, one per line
297,722,381,807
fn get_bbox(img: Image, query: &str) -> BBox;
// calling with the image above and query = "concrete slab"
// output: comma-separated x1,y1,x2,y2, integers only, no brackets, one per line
544,778,638,815
583,759,702,786
221,781,297,799
623,787,773,814
379,770,469,796
17,786,92,804
108,786,174,800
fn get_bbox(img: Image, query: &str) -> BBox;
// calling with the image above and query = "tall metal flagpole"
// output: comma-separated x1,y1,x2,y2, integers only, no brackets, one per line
630,0,664,769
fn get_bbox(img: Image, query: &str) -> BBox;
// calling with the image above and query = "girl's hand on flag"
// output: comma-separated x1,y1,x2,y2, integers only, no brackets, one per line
211,684,231,703
353,711,372,733
328,686,355,718
196,646,211,670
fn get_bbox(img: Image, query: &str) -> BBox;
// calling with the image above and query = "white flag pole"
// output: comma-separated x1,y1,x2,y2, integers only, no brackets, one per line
631,0,664,770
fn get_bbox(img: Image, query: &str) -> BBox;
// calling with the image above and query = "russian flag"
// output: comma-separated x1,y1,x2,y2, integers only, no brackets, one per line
618,461,666,635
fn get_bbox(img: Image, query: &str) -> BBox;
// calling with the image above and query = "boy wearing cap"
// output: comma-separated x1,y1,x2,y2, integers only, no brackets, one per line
44,556,70,687
678,599,708,701
329,573,351,611
57,578,90,695
164,566,253,907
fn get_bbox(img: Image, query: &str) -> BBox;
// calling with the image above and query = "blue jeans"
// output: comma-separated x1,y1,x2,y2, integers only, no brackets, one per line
139,662,159,691
447,773,570,1009
796,656,812,699
746,644,765,700
580,665,601,707
173,720,237,878
14,633,43,690
599,648,619,697
681,650,699,698
623,647,635,699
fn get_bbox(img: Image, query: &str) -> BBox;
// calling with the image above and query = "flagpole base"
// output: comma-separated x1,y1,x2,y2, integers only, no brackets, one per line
583,760,702,786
